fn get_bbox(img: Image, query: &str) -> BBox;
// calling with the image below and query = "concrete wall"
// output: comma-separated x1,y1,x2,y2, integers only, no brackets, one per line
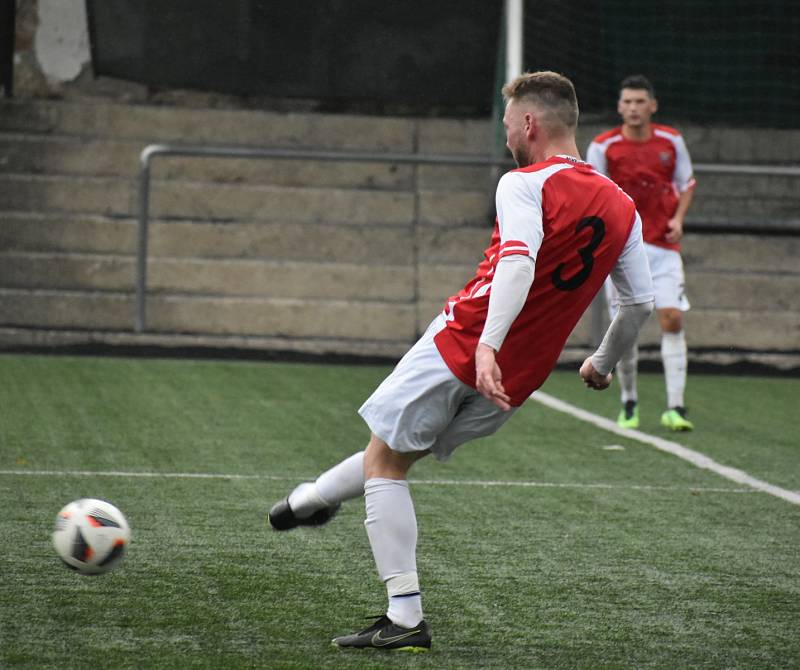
1,96,798,365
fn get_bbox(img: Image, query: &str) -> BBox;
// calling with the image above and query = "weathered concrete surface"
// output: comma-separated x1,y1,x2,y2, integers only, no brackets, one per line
1,98,798,360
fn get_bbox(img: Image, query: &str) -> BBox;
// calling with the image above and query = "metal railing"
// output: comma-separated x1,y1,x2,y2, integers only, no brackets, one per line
135,144,800,335
135,144,514,333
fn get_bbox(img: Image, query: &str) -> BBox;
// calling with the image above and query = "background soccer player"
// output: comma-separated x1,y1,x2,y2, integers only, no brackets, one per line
268,71,654,651
586,75,696,431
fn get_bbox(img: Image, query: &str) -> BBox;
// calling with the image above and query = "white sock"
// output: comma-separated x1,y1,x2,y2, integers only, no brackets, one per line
616,343,638,404
661,330,687,408
287,482,326,519
287,451,364,519
387,588,423,630
317,451,365,504
364,478,423,628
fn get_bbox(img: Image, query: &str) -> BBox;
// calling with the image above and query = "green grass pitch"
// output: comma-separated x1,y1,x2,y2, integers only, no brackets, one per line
1,354,798,669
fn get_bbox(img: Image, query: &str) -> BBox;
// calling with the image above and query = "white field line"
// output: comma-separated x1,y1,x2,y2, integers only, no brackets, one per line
531,391,800,506
0,468,754,495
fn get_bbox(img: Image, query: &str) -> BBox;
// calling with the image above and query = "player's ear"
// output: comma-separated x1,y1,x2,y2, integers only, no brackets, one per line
525,112,538,140
651,97,658,114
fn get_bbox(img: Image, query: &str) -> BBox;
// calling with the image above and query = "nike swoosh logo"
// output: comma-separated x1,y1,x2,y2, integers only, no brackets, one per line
371,628,421,646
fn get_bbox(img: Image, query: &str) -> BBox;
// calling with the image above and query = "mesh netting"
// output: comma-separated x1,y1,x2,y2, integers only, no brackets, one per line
521,0,799,128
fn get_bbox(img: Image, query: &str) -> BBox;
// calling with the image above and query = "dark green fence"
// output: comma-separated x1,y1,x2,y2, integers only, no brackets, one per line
522,0,799,128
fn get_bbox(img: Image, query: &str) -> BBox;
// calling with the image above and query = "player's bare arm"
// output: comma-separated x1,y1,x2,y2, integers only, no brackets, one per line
475,343,511,411
475,254,536,411
584,215,655,391
665,187,694,244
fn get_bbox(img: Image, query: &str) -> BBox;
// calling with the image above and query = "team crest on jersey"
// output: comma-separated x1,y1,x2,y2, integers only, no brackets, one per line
659,151,672,165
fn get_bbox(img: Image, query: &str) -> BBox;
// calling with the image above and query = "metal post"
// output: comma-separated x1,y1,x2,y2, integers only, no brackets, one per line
505,0,524,83
1,0,15,97
135,150,154,333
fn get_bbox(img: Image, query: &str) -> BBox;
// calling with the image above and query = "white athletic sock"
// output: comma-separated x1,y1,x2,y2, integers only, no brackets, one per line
316,451,365,504
364,478,423,628
286,482,326,519
661,330,687,408
616,343,638,404
287,451,364,519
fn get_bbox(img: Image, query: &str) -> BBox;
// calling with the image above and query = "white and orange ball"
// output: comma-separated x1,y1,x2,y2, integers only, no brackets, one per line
52,498,130,575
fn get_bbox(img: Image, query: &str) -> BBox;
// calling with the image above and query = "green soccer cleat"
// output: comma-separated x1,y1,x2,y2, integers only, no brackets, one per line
332,615,432,652
616,400,639,429
661,407,694,431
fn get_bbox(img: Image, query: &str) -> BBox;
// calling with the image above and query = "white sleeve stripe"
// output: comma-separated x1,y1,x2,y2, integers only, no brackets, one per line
593,134,624,151
654,129,694,191
496,163,571,266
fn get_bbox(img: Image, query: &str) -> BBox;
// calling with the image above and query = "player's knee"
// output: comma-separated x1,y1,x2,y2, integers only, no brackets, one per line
658,309,683,333
364,434,425,480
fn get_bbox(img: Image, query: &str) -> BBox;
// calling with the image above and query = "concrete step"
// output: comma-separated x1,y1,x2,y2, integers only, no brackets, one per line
0,98,495,159
0,251,415,302
419,228,800,270
0,133,418,190
4,324,799,372
0,174,134,217
421,264,800,314
422,186,799,229
0,99,417,151
414,299,800,351
603,307,800,350
0,133,497,195
0,213,420,264
677,126,800,165
3,218,797,307
0,172,500,227
685,271,800,311
0,173,419,224
0,213,137,255
3,99,798,164
1,282,796,352
0,325,415,359
578,122,800,165
5,134,799,225
680,310,800,350
0,288,417,341
9,250,796,317
682,233,800,274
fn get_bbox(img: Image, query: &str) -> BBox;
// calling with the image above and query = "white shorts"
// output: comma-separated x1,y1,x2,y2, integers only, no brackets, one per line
358,315,516,462
606,243,689,314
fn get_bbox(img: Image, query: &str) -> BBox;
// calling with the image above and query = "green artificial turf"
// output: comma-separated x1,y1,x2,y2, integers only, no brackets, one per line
1,354,798,669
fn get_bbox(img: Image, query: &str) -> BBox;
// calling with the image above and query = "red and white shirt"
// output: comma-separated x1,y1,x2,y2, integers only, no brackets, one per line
586,124,695,251
434,155,646,406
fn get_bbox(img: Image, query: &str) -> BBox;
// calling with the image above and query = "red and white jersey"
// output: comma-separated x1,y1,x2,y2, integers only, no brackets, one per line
434,155,639,406
586,124,695,251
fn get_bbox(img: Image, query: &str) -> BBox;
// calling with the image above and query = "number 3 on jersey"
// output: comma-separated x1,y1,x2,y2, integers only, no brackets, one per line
551,216,606,291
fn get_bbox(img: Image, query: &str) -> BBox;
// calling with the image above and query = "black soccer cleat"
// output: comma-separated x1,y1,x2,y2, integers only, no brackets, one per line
332,615,431,652
267,497,340,531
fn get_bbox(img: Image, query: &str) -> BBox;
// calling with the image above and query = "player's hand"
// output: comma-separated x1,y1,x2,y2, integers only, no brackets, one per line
665,216,684,244
579,356,613,390
475,343,512,411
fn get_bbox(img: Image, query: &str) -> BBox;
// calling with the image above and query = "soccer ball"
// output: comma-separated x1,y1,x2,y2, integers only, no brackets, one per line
52,498,130,575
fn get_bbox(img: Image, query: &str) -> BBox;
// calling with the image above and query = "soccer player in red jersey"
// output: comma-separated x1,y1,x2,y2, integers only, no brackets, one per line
587,75,696,431
268,71,655,651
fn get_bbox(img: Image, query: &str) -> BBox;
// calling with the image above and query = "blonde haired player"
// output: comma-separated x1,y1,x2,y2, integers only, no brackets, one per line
268,71,654,651
587,75,696,431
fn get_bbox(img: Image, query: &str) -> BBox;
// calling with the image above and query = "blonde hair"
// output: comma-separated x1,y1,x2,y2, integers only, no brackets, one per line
502,71,579,131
